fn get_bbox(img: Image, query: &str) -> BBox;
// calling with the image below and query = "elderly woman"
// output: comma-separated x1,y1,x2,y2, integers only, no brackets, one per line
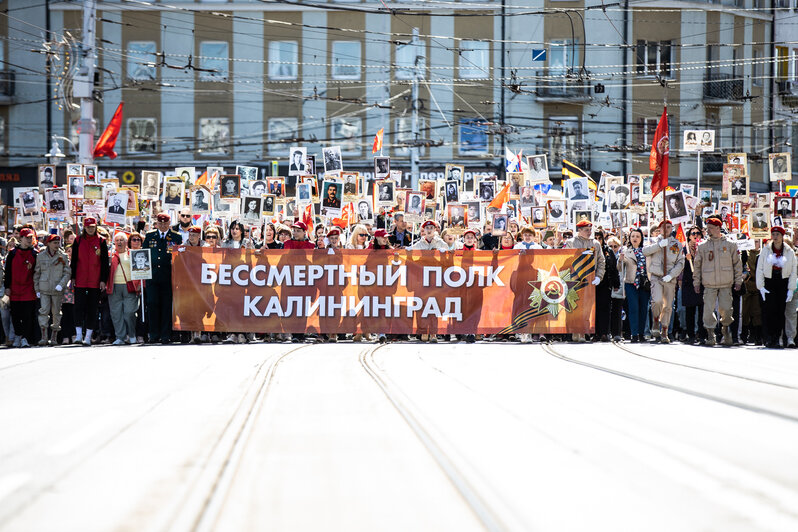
756,225,797,348
106,232,140,345
203,226,221,247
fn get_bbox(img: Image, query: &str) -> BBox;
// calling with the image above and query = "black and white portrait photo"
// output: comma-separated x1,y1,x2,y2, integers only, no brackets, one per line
357,198,374,223
444,180,459,204
68,176,84,199
548,200,566,223
526,154,549,183
520,186,535,209
130,249,152,281
250,180,267,196
296,182,312,204
190,186,211,214
288,146,308,176
176,167,196,185
404,192,424,217
343,172,359,196
491,213,508,236
38,165,55,189
106,192,128,225
262,194,276,216
236,166,258,185
163,180,184,207
66,163,82,176
479,180,496,202
769,153,791,182
610,185,630,210
445,164,464,186
374,156,390,179
45,188,67,215
531,206,547,228
665,190,689,223
323,146,343,173
567,178,590,200
141,170,160,199
465,201,481,227
242,196,262,222
220,175,241,199
775,197,794,219
377,180,394,205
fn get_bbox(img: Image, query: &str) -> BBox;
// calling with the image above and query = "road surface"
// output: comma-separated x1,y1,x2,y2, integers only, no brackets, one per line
1,341,798,531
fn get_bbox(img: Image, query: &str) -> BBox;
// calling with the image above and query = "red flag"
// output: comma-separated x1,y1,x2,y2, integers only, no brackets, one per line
489,182,511,210
93,102,124,159
675,223,686,245
302,203,314,234
649,107,669,198
332,202,355,228
195,170,209,187
372,128,384,154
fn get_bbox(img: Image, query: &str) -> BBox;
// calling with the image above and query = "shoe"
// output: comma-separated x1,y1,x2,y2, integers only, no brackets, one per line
112,339,125,346
661,331,670,344
82,338,91,346
38,337,47,346
20,338,30,348
191,334,202,344
61,338,70,345
211,334,220,343
430,335,438,343
466,334,476,343
721,326,733,347
378,334,387,344
12,337,20,348
353,334,362,342
74,333,83,344
128,337,138,345
200,334,208,343
224,334,236,344
705,328,716,346
612,335,622,342
631,335,639,343
328,334,338,343
238,333,247,344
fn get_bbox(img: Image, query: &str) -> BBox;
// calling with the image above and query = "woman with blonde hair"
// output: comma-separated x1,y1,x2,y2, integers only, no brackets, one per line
347,224,370,249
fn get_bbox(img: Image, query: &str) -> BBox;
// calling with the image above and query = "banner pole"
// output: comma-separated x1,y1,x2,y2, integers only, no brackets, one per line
140,283,145,323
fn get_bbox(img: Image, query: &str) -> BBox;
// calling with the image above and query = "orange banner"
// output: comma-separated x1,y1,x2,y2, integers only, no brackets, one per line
172,248,597,335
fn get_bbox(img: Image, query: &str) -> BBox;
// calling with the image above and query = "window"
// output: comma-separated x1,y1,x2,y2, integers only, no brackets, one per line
395,37,425,80
199,118,229,155
459,41,489,79
636,40,672,77
127,118,157,154
548,116,579,168
332,117,362,154
793,48,798,81
0,116,6,155
638,117,659,147
549,40,577,75
269,41,298,80
753,49,763,86
394,117,426,156
127,41,156,81
777,46,789,80
458,118,488,156
331,41,361,80
199,41,228,81
267,117,298,154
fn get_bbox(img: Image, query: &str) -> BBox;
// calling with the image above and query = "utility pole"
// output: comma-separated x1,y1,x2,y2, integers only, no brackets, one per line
73,0,97,164
410,28,420,190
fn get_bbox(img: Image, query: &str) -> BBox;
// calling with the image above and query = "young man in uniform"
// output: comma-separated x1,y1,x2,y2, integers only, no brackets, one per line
642,220,685,343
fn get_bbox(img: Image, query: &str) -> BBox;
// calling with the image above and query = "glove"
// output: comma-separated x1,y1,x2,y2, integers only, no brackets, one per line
592,277,601,286
55,284,62,292
760,287,770,299
662,275,672,283
788,291,794,303
658,239,668,248
35,292,40,298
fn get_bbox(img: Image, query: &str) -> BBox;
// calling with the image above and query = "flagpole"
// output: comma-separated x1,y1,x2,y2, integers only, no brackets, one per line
695,148,701,225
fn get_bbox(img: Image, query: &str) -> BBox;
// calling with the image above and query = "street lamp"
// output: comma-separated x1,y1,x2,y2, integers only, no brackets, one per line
45,135,77,165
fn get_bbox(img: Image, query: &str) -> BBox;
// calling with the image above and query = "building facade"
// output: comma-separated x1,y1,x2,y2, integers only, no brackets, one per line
0,0,785,193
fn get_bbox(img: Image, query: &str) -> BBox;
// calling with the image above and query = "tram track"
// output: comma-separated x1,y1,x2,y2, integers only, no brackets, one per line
611,340,798,390
360,344,524,532
541,342,798,424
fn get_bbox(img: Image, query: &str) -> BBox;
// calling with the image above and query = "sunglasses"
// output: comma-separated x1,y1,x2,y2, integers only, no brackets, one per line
690,232,701,235
180,214,191,218
130,237,142,242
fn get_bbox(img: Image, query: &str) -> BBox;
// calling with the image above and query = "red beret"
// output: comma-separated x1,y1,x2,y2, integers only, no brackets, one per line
706,217,723,227
19,228,35,239
772,226,786,235
187,226,202,234
292,221,308,231
156,213,171,222
374,229,387,238
326,227,341,237
45,234,61,243
83,217,97,226
421,220,438,229
660,219,673,227
576,220,592,228
463,229,477,237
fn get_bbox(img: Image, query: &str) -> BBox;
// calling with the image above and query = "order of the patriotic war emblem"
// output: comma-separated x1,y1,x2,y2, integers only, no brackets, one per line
528,263,580,317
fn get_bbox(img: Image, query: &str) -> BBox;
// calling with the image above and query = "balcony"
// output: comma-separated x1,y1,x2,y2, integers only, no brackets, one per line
777,80,798,107
703,73,744,105
0,71,15,105
701,153,724,175
535,71,591,103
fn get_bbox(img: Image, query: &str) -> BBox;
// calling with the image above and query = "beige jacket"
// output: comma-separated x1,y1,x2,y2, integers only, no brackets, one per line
642,236,685,279
693,235,743,289
34,247,70,295
411,236,449,251
617,246,640,284
565,235,606,281
756,241,797,291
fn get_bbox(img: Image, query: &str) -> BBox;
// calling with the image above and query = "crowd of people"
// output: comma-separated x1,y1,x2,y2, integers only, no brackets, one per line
1,196,795,348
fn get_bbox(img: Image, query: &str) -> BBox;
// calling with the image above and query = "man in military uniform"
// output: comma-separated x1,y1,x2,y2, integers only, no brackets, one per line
642,220,685,343
143,212,183,344
565,219,605,342
693,215,743,346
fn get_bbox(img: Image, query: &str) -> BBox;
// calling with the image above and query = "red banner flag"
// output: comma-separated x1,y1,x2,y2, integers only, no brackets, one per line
489,182,511,210
649,107,669,198
372,128,384,154
93,102,124,159
302,203,314,234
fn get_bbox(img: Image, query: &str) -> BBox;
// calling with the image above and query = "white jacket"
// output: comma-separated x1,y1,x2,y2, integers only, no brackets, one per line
756,241,797,291
411,236,449,251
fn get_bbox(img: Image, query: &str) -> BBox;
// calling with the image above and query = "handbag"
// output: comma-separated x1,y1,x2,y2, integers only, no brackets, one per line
611,263,626,299
118,255,139,294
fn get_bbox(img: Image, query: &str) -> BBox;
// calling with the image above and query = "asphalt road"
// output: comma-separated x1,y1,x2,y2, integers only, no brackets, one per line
2,341,797,532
